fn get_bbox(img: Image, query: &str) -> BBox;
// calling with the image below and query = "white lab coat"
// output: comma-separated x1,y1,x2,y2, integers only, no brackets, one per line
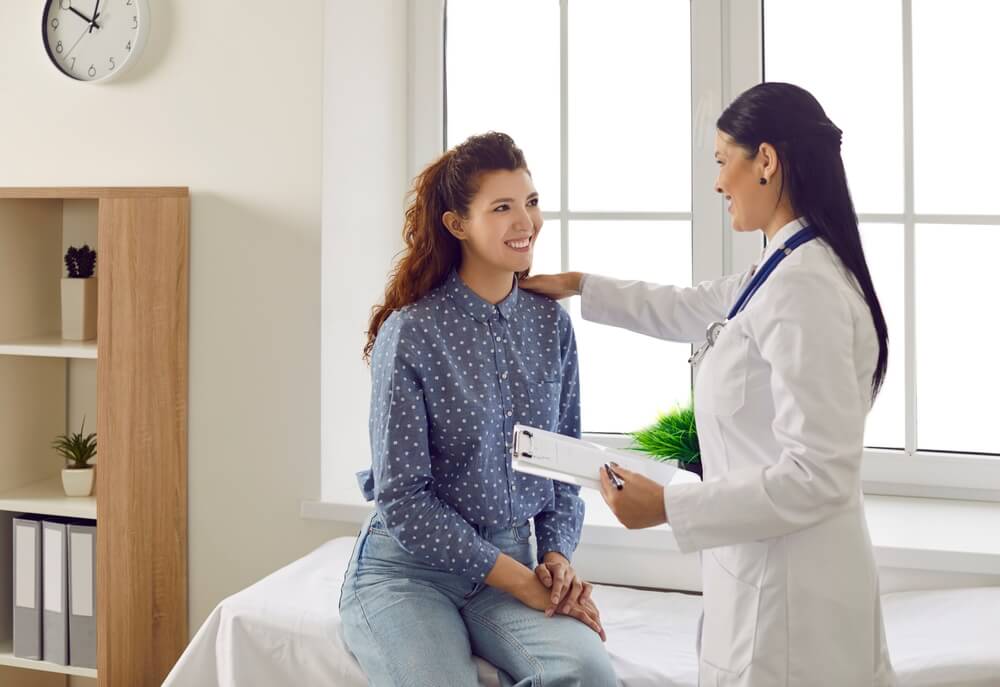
581,218,896,686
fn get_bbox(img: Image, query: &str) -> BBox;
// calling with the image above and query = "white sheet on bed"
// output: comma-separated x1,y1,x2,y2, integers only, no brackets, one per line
164,536,1000,687
163,536,700,687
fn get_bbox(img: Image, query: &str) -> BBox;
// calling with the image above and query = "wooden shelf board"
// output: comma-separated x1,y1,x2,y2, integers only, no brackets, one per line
0,187,188,200
0,640,97,678
0,477,96,520
0,336,97,359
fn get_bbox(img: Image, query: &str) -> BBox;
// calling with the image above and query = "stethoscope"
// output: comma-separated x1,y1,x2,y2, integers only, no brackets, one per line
688,226,819,367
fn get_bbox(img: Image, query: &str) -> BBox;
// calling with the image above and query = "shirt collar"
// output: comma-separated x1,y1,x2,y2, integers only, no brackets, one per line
444,270,520,323
761,216,809,263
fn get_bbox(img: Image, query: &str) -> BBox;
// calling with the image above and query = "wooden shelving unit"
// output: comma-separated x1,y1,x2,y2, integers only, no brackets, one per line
0,478,96,521
0,640,97,679
0,337,97,360
0,188,188,687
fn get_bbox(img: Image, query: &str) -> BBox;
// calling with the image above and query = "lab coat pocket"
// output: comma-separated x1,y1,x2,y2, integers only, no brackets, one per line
702,330,749,417
700,547,763,674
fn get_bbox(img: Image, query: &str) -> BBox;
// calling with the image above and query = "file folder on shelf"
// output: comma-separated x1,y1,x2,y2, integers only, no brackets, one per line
13,516,43,659
42,519,69,665
511,424,678,490
68,521,97,669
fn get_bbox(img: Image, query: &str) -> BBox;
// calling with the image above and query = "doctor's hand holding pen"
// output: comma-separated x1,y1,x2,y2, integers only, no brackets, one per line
599,463,669,530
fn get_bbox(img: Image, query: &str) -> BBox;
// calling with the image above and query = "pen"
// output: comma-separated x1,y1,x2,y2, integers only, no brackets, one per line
604,463,624,490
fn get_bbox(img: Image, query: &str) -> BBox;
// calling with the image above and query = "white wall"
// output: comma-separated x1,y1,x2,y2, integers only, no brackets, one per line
0,0,356,636
321,0,410,506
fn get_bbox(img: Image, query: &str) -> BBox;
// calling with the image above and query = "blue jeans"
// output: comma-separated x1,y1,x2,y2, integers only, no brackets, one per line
339,512,617,687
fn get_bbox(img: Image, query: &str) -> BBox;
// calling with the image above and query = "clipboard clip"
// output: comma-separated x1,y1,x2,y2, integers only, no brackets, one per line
512,428,533,459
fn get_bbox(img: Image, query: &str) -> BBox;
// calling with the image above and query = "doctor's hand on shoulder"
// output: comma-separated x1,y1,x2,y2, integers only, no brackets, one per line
518,272,585,300
599,464,668,530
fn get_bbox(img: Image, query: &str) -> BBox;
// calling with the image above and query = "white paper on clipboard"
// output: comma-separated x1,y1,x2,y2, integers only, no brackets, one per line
511,424,678,490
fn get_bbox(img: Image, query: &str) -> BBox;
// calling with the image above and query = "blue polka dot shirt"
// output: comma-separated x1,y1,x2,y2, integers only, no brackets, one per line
357,269,585,584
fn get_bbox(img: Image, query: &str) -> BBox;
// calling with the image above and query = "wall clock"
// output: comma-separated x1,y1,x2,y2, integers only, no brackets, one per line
43,0,150,82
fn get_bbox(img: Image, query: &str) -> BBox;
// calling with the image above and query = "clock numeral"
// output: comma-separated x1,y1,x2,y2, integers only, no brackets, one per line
68,56,76,71
126,40,132,51
60,0,71,9
88,64,97,78
55,41,64,54
108,57,116,71
50,17,60,30
131,16,138,29
126,0,134,5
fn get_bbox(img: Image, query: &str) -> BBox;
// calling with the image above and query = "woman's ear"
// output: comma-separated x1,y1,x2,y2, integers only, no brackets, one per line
757,142,780,185
442,211,466,240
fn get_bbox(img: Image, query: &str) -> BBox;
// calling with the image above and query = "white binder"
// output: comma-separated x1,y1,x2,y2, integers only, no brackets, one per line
511,424,678,490
68,521,97,669
42,520,69,665
13,516,42,659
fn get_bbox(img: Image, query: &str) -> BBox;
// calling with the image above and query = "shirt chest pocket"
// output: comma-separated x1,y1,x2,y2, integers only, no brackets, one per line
699,326,750,417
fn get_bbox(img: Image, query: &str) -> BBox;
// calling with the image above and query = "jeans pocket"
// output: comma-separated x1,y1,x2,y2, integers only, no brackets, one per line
512,521,532,544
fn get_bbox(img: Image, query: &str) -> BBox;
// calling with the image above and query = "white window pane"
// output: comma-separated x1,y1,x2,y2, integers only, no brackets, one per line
859,224,905,449
913,3,1000,214
445,1,560,204
568,221,692,433
529,219,561,277
568,1,690,212
764,0,903,214
916,225,999,455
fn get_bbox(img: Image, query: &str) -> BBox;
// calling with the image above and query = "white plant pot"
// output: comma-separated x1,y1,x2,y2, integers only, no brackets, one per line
61,277,98,341
62,467,95,497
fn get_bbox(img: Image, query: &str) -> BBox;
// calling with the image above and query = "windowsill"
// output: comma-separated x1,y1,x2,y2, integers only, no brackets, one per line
302,491,1000,575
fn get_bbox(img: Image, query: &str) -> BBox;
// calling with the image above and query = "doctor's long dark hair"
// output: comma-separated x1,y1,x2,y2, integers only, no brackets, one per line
717,82,888,400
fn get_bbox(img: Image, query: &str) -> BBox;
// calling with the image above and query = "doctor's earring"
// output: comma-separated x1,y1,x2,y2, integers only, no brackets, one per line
759,177,767,185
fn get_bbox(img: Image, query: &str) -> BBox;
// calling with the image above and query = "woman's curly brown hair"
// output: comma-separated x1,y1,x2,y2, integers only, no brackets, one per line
363,132,530,362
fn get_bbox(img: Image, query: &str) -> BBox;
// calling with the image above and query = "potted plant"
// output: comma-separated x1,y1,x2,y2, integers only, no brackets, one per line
61,244,98,341
629,402,702,479
53,419,97,497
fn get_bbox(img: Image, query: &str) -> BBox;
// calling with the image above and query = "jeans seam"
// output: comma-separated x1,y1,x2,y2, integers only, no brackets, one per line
352,588,410,687
463,609,544,686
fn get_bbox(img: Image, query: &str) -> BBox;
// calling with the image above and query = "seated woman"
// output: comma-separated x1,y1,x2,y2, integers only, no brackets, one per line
339,132,616,687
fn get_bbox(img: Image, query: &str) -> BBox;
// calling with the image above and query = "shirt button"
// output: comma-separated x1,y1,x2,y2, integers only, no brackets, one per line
506,410,513,417
495,335,502,342
501,371,508,379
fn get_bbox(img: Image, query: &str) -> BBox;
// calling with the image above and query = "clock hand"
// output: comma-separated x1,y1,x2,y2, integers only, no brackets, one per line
68,6,92,24
63,25,90,60
89,0,101,33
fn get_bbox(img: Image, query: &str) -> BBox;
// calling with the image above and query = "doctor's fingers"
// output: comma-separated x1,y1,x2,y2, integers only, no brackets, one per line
517,273,578,300
578,581,594,606
598,466,618,505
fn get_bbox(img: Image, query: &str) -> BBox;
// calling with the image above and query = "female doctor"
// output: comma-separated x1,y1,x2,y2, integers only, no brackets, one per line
520,82,897,686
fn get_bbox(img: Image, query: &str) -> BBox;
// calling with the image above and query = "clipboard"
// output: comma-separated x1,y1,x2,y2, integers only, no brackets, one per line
511,424,678,490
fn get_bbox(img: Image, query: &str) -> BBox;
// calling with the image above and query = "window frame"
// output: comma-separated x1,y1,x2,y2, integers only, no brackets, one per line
411,0,1000,502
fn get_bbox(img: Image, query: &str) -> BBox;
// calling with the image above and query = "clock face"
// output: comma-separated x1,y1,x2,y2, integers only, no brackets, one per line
43,0,149,82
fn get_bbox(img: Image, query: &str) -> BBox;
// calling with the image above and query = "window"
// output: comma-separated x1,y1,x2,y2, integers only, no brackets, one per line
446,0,695,433
766,0,1000,458
318,1,999,508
